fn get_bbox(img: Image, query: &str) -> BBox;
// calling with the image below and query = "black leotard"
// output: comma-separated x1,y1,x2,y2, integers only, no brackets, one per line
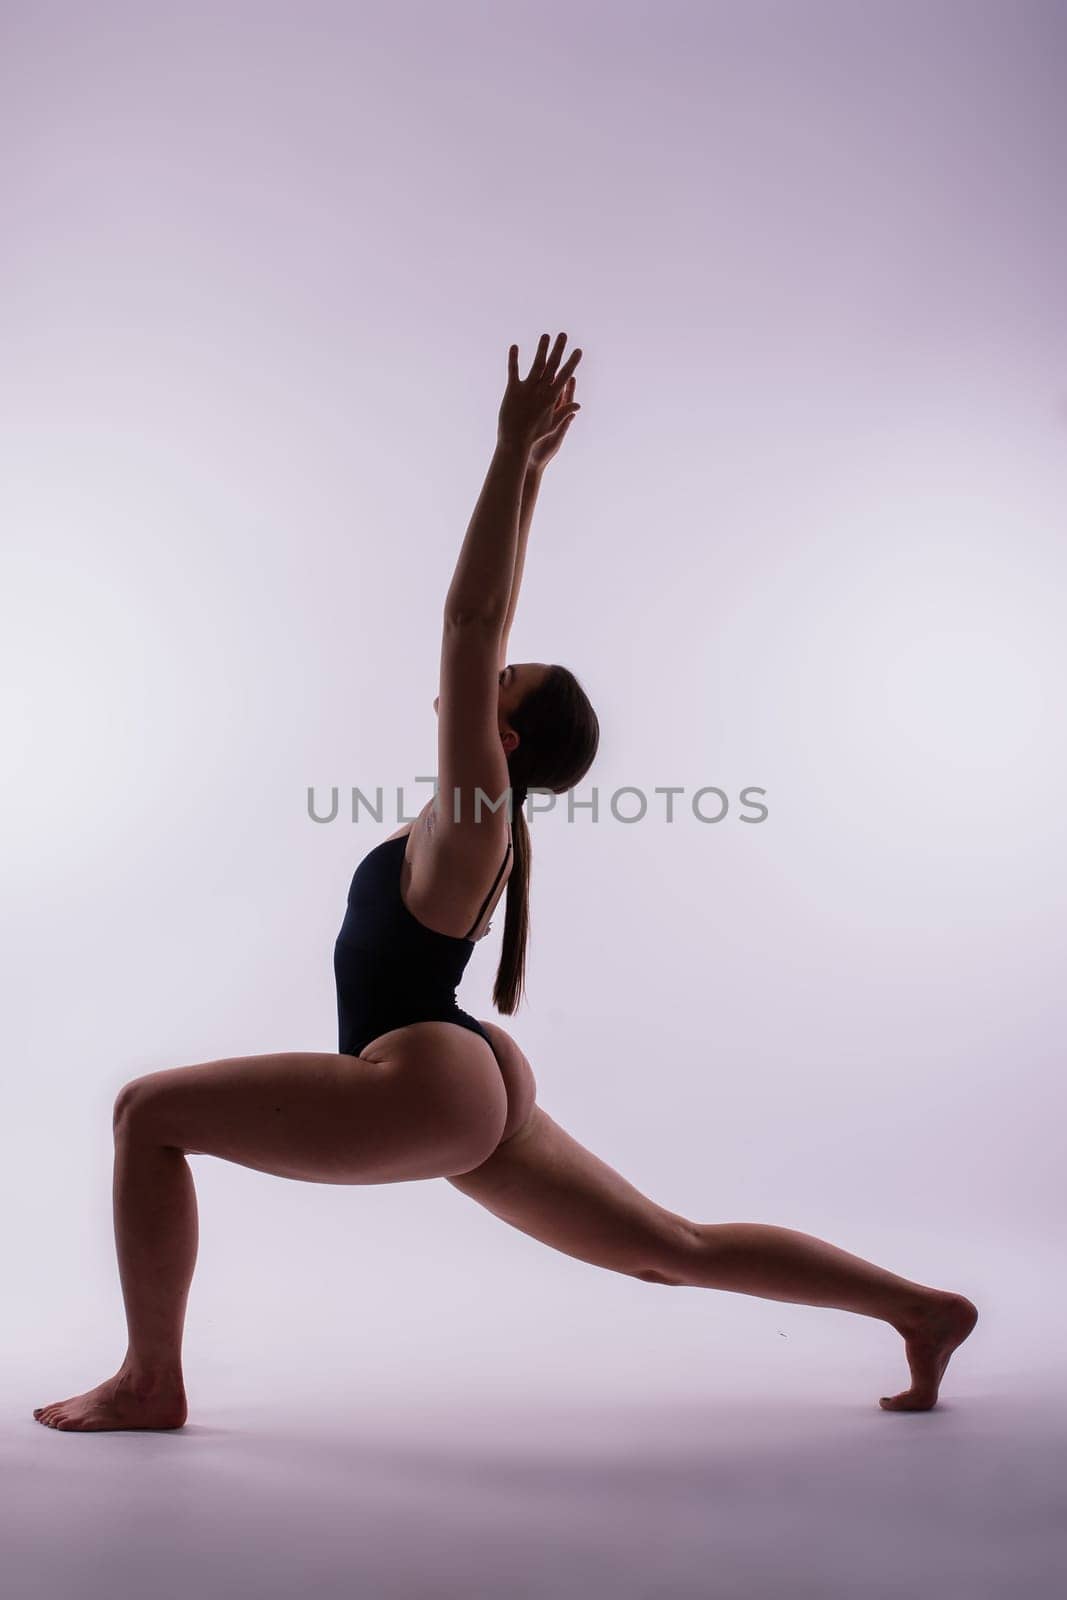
333,828,512,1056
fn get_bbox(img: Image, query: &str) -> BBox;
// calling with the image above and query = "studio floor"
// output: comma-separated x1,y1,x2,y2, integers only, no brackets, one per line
7,1372,1064,1599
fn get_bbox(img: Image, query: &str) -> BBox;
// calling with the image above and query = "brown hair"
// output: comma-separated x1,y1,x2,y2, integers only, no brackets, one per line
492,664,600,1014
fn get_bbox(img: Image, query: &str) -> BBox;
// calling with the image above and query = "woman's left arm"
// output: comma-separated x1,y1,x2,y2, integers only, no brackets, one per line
497,373,581,670
497,467,541,669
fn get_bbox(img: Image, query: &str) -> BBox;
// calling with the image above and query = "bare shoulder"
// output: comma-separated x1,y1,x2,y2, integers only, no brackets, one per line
402,794,512,940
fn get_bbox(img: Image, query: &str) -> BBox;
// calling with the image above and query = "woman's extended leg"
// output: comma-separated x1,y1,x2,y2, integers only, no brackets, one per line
447,1106,978,1411
34,1026,510,1432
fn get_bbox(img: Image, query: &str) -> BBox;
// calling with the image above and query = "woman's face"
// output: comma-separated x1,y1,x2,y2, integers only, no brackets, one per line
433,662,550,730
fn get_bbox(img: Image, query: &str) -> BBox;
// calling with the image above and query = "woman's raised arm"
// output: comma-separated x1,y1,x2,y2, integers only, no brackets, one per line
496,371,581,667
444,334,581,630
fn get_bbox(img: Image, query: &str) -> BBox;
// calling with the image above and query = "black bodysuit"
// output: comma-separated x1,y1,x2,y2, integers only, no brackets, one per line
334,828,512,1056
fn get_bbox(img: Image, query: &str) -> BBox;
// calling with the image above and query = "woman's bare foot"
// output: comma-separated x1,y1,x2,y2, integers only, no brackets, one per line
33,1367,187,1431
880,1291,978,1412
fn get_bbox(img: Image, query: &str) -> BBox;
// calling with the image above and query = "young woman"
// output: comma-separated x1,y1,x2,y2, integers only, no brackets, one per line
34,333,977,1432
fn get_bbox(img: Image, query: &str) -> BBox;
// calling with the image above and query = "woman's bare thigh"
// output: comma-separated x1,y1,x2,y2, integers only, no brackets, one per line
447,1105,696,1281
117,1022,510,1185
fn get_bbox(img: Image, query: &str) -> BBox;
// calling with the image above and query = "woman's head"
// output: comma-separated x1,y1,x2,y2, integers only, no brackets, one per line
490,661,600,1015
499,661,599,800
432,659,600,800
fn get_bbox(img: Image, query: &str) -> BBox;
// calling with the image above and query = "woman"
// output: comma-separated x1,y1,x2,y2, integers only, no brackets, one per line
34,333,977,1431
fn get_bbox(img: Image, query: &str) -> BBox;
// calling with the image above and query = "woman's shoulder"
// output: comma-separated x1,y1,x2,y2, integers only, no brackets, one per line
401,797,512,939
384,794,434,844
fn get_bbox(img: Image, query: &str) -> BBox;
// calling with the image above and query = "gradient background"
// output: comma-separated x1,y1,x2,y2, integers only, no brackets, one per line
3,1,1065,1595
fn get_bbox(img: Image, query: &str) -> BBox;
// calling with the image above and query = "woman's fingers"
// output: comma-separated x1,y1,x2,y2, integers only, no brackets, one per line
525,332,580,387
552,345,582,392
528,332,552,380
542,332,568,383
502,337,583,448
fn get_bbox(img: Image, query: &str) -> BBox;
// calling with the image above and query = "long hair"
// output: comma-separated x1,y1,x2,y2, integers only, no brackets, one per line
492,664,599,1014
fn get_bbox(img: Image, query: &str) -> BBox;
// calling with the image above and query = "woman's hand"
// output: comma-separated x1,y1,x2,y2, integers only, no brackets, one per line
498,333,582,452
528,374,580,474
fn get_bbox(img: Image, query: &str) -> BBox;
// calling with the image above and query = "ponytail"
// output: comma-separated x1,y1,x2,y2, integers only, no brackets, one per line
491,788,530,1015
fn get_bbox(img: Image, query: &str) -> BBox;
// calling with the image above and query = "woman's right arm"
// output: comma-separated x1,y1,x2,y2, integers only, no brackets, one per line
435,337,581,840
436,432,532,841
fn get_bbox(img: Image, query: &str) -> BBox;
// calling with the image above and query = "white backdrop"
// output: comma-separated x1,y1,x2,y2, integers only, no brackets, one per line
2,0,1064,1512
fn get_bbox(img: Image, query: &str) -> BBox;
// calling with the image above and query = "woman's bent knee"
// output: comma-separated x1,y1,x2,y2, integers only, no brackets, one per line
112,1077,147,1136
113,1073,173,1139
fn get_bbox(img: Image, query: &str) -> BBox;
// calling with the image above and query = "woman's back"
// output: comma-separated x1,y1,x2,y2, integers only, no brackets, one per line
333,817,512,1057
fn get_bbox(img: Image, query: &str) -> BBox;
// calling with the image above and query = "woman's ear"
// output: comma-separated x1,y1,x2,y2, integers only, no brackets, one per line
500,727,519,755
